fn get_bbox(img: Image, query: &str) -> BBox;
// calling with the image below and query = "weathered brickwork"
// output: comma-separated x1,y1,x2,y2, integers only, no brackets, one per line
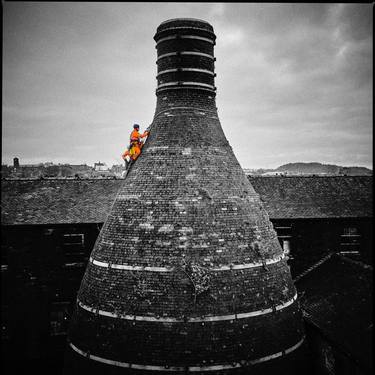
157,71,214,87
154,92,217,113
69,304,303,366
156,40,214,60
157,55,215,73
79,259,295,317
66,18,306,374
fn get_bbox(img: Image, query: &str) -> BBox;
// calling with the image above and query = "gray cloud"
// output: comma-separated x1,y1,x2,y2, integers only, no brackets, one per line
2,3,372,169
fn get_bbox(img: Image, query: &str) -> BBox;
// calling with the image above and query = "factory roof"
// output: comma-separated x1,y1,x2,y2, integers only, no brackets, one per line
1,176,372,225
250,175,372,219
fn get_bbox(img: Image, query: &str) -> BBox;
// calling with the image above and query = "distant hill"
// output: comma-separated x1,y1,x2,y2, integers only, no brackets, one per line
275,162,372,176
244,162,372,176
276,162,372,176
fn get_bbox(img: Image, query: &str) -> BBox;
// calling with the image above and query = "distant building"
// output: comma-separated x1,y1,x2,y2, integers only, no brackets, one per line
68,164,93,178
110,164,126,177
42,164,93,178
261,171,287,176
3,158,47,179
93,161,108,171
1,165,12,179
91,162,111,178
92,171,112,178
11,165,45,179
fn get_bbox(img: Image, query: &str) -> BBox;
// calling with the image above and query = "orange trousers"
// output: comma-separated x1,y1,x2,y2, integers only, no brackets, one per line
122,142,142,161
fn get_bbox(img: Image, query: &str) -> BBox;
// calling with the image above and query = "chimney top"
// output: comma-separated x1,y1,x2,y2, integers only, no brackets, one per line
156,18,214,34
154,18,217,95
159,17,211,25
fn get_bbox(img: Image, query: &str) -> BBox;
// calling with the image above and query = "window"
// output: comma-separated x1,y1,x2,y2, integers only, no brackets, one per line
340,227,360,257
1,235,8,269
282,239,291,254
50,302,70,336
274,224,292,255
1,306,10,341
342,227,359,236
63,233,84,247
63,233,86,263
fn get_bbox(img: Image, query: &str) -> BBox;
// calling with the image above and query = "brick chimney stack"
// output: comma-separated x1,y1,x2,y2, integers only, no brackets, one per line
154,18,217,109
13,157,19,169
65,18,307,374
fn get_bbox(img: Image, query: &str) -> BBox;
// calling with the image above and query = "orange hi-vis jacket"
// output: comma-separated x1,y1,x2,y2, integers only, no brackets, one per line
130,129,148,144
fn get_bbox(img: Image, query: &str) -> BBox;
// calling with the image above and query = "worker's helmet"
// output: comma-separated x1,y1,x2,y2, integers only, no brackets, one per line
133,124,140,129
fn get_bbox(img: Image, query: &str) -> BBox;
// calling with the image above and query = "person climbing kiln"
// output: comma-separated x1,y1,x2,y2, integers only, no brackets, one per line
122,124,149,169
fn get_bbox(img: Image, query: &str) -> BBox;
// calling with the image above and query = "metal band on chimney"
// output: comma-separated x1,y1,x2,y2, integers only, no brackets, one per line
69,336,305,371
89,252,286,272
157,68,215,77
156,26,216,37
77,293,297,322
156,35,215,45
157,82,216,90
153,107,218,118
156,86,216,94
157,52,215,61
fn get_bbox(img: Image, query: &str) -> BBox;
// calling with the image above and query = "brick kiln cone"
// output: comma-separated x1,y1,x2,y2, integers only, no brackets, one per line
66,18,306,374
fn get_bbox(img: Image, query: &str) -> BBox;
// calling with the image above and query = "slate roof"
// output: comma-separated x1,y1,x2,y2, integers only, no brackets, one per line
249,175,372,219
1,179,122,225
1,176,372,225
296,254,373,372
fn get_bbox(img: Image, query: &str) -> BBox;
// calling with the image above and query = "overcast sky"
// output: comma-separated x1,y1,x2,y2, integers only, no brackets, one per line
2,3,373,169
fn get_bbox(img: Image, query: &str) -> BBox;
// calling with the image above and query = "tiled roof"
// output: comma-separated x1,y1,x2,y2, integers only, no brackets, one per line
1,176,372,225
296,254,373,371
1,179,122,225
249,176,372,219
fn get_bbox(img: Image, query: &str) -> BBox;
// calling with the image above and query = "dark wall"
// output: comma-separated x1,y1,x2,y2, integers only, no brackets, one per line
272,218,372,278
304,321,371,375
1,223,101,373
1,218,372,373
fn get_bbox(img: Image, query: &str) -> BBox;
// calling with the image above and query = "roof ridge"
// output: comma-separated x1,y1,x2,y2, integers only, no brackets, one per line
294,252,335,283
337,253,373,271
